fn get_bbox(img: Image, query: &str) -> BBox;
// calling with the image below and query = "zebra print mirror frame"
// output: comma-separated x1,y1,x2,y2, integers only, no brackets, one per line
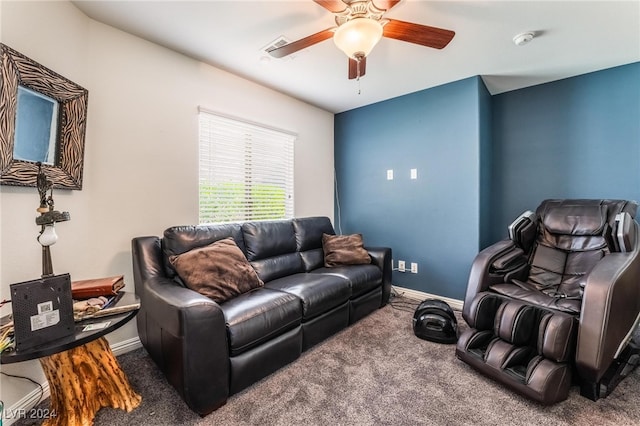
0,43,88,190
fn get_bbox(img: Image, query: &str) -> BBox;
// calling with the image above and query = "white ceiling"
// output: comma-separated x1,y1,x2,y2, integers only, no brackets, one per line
72,0,640,113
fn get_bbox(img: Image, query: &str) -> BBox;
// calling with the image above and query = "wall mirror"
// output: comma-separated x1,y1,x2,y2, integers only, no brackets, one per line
0,43,88,190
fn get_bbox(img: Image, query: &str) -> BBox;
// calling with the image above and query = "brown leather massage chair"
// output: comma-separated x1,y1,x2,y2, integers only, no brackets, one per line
456,199,640,404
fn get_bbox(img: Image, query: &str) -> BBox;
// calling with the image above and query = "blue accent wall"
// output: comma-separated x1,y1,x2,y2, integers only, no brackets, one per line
478,79,493,249
335,76,488,299
490,62,640,242
335,63,639,301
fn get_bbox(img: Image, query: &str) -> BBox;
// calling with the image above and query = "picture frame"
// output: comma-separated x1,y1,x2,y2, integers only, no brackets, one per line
0,43,88,190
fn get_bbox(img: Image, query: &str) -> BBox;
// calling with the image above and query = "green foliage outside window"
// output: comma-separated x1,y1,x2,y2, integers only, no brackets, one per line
199,182,286,223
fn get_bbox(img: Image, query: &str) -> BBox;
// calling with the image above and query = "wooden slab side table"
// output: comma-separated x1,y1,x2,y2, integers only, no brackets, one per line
1,292,142,425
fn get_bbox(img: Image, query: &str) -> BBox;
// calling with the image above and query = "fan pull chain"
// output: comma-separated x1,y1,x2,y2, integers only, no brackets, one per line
357,58,362,95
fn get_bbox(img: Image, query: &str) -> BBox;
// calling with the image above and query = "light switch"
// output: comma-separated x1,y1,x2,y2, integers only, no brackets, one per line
410,169,417,180
387,169,394,180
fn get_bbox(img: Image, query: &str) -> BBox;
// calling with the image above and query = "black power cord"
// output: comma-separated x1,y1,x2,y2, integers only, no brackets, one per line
0,371,45,410
389,286,422,313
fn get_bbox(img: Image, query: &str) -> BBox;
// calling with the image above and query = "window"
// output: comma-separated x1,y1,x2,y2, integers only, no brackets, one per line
198,109,295,224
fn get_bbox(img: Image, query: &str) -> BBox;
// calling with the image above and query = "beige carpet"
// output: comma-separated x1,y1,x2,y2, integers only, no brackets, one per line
16,297,640,425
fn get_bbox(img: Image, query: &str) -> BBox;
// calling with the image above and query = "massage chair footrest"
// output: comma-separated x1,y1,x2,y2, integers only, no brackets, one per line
456,328,572,404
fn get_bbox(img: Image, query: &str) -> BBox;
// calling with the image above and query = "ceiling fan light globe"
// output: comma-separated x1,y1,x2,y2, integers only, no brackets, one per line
333,18,383,59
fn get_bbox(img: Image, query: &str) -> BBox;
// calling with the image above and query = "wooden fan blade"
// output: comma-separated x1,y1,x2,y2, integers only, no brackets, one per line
267,28,335,58
372,0,401,11
313,0,347,13
348,57,367,80
383,19,455,49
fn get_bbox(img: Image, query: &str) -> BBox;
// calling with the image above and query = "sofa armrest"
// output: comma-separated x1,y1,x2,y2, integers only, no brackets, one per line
366,246,392,306
576,240,640,383
131,236,230,415
143,276,224,338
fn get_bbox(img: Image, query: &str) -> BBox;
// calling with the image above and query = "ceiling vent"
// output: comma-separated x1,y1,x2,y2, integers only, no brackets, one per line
262,36,292,57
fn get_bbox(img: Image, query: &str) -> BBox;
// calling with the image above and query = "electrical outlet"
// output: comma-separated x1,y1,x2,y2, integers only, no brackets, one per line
411,262,418,274
386,169,394,180
410,168,417,180
398,260,406,272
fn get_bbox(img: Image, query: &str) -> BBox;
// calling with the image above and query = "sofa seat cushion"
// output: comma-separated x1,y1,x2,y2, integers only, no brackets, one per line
265,273,351,320
221,288,302,356
311,265,382,298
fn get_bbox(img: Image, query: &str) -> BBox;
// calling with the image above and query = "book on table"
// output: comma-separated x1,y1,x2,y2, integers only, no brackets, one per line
71,275,125,300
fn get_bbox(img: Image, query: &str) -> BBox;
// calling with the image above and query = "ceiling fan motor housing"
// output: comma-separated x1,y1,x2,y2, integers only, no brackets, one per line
334,1,386,26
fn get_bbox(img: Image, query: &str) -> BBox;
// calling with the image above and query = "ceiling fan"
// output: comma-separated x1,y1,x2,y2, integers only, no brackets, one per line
267,0,455,80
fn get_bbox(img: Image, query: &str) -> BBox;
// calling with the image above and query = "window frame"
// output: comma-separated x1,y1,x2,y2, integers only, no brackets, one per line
198,108,296,224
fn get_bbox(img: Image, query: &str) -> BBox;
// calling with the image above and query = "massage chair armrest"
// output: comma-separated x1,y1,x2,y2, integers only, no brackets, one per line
366,246,393,306
462,240,528,321
576,246,640,383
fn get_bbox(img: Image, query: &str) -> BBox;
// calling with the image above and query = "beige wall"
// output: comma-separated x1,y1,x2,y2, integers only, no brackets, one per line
0,1,334,413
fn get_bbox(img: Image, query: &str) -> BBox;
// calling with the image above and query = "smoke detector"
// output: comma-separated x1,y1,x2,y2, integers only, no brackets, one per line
513,32,535,46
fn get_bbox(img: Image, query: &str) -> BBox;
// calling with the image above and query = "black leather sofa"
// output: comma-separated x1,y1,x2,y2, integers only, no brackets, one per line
131,216,391,415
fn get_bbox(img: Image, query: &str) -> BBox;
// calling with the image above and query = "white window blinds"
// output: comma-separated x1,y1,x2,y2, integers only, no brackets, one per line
198,109,295,224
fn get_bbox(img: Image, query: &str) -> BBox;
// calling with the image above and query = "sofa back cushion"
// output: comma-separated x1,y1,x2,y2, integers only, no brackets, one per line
162,223,245,279
293,217,335,271
242,220,304,282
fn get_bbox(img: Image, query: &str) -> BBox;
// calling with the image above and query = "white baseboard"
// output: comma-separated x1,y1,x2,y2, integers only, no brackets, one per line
2,382,50,426
111,336,143,356
392,285,464,311
2,337,141,426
